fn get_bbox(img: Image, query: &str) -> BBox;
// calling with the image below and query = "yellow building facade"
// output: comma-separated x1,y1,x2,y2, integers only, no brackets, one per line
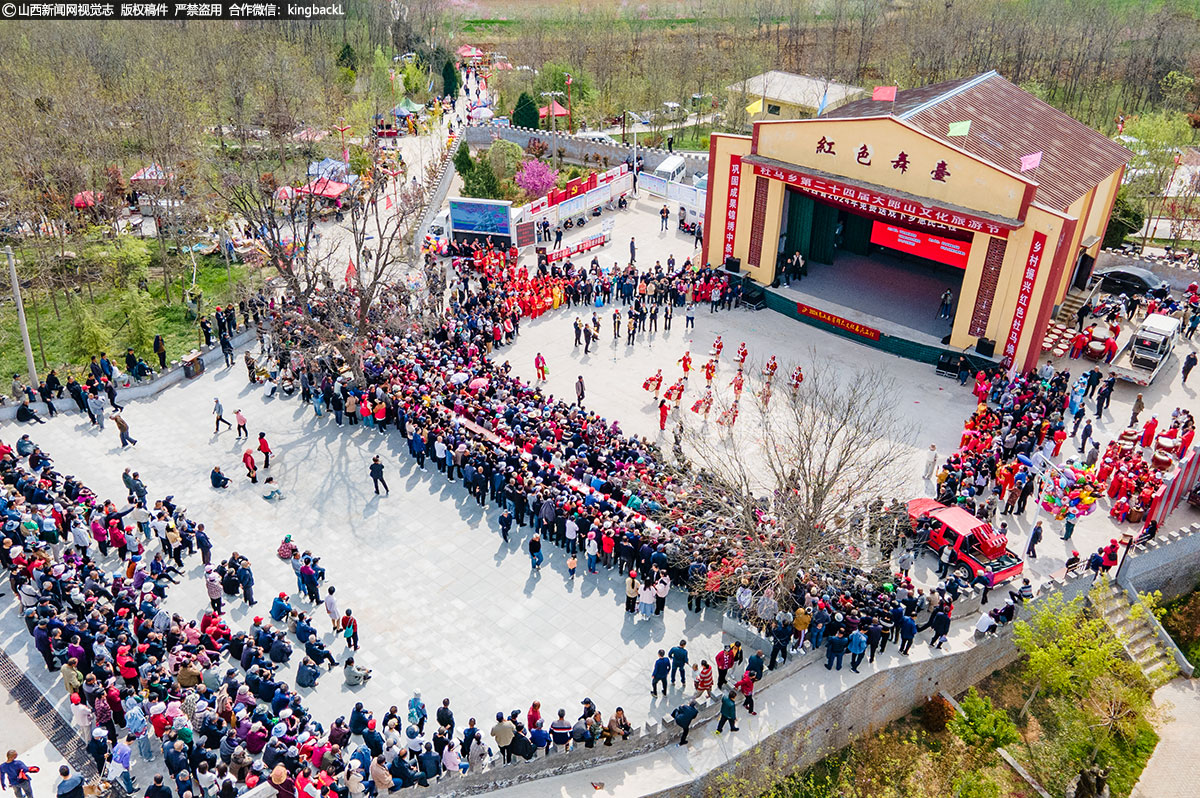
703,72,1130,371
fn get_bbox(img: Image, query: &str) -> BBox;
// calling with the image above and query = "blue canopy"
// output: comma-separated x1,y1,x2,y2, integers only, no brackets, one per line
307,158,351,181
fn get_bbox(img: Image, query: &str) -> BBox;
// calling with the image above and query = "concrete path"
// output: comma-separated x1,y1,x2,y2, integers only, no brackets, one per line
1131,677,1200,798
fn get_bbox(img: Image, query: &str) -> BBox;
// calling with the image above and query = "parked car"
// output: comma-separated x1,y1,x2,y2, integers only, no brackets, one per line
1093,266,1169,299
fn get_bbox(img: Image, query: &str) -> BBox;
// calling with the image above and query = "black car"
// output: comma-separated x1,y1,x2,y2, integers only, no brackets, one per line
1094,267,1169,299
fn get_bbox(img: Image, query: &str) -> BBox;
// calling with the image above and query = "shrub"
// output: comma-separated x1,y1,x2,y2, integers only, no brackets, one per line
921,694,955,732
949,688,1020,751
524,138,549,159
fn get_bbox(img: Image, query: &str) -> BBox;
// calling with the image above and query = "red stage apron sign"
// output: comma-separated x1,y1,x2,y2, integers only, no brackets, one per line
1002,231,1047,365
796,303,881,341
750,162,1011,238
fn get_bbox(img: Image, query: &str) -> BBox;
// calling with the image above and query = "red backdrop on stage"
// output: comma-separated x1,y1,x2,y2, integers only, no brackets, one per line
869,222,972,269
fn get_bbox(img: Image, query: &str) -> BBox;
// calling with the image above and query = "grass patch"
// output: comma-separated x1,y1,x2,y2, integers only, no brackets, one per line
0,254,256,382
1160,581,1200,668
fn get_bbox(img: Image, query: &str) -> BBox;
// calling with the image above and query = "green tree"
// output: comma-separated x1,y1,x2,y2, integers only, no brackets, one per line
120,289,155,353
66,301,112,359
441,60,460,98
402,61,426,97
949,688,1020,752
1122,112,1194,245
512,92,540,130
1013,592,1123,718
464,152,501,199
336,43,358,72
453,142,475,181
1103,188,1146,248
487,139,524,182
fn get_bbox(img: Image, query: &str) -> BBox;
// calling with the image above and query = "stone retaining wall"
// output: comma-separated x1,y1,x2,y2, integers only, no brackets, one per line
0,327,257,423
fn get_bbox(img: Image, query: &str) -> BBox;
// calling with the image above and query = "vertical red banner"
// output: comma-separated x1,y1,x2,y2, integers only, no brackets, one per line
1002,231,1047,366
722,155,742,261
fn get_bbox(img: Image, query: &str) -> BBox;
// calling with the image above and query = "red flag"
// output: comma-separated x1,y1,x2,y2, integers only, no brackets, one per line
385,196,393,210
872,85,897,102
345,257,357,285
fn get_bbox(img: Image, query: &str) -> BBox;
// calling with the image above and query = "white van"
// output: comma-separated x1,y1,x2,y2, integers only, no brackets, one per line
653,155,686,183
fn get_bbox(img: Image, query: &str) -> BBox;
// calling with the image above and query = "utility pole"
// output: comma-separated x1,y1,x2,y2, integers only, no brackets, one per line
5,246,38,390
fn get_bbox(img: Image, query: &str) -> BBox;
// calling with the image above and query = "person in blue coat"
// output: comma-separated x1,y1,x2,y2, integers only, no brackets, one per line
899,614,918,655
651,650,670,696
296,657,320,689
824,629,848,671
269,593,292,622
847,628,868,673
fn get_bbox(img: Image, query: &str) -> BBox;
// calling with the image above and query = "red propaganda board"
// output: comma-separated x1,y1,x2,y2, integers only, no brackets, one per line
751,162,1012,238
870,222,971,269
722,155,742,261
515,221,536,249
1002,231,1047,365
796,303,881,341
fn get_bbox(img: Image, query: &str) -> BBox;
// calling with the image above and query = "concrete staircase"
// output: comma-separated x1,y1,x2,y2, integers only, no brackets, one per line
1092,582,1179,686
1055,288,1091,326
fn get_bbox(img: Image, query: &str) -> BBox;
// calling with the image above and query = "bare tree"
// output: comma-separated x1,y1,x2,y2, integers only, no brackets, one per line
678,355,916,607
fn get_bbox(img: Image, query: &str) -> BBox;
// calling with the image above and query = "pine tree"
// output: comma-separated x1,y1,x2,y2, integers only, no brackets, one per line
513,92,539,130
441,60,460,98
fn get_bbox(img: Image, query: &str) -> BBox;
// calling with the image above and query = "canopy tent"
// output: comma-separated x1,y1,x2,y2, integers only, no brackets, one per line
539,100,569,119
456,44,483,58
72,190,103,209
397,97,423,113
274,186,296,202
307,157,351,182
470,107,494,120
296,178,350,200
130,163,171,186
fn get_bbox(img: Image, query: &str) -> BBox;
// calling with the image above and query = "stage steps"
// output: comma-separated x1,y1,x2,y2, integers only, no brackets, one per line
1055,288,1090,326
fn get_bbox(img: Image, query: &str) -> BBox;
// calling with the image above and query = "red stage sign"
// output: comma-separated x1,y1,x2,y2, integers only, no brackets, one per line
545,232,607,263
796,303,881,341
723,155,742,261
870,222,971,269
751,162,1012,238
1002,231,1047,365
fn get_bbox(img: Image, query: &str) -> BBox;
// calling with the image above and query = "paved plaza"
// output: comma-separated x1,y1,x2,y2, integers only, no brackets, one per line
3,193,1200,796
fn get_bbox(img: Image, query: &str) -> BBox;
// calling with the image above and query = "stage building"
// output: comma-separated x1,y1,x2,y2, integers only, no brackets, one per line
703,71,1131,370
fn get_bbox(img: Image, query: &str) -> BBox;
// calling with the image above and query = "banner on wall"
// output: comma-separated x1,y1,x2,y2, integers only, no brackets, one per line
1002,231,1047,366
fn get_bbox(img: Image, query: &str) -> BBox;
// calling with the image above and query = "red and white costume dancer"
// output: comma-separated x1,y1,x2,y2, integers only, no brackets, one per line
711,336,724,359
702,358,718,387
717,400,740,428
758,381,773,407
734,342,748,367
763,355,778,380
664,379,685,402
678,352,693,379
730,371,745,397
691,389,714,420
789,366,804,395
642,369,664,399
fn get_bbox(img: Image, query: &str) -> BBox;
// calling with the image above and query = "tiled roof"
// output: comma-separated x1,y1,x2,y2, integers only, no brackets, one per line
822,71,1131,211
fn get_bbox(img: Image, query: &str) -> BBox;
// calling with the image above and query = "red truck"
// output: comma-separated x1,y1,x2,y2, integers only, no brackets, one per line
905,498,1024,583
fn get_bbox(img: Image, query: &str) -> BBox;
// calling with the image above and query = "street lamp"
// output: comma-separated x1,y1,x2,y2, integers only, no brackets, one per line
564,73,573,134
5,246,38,390
1113,530,1136,582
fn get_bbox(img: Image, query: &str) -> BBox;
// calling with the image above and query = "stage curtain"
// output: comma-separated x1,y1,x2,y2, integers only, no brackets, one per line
844,213,872,256
809,200,837,264
782,189,813,262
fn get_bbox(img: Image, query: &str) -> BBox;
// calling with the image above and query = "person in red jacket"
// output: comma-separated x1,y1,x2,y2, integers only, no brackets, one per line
257,433,273,468
242,450,258,484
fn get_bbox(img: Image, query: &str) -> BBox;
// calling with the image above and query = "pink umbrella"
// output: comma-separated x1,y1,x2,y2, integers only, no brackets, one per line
468,377,489,391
